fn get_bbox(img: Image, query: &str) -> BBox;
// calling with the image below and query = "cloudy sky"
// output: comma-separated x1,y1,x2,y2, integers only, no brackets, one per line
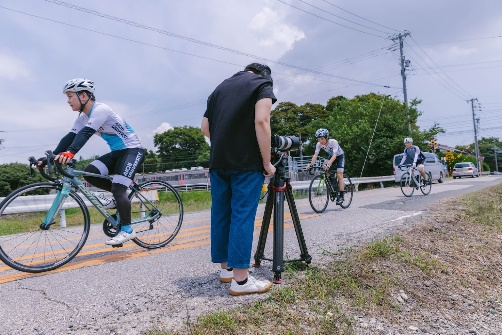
1,0,501,164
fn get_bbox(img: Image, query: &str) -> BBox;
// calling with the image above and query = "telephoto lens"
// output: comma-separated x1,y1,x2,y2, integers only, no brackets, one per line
272,135,301,151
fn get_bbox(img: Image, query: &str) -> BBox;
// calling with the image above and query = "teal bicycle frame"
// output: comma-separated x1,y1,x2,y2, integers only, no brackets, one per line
42,166,160,230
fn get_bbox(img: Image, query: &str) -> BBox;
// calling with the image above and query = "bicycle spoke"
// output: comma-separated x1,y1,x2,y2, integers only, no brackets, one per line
0,183,90,273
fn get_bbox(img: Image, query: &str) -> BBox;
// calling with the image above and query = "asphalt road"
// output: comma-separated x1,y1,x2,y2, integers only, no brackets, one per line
1,176,501,335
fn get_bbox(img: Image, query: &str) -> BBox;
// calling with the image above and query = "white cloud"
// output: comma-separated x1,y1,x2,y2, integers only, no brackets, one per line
153,122,174,135
446,45,477,58
0,53,30,80
249,7,305,52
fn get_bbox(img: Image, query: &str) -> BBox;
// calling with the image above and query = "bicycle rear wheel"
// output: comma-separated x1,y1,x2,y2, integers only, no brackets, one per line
130,180,183,249
400,172,415,197
0,182,90,273
309,174,329,213
339,174,354,209
420,172,432,195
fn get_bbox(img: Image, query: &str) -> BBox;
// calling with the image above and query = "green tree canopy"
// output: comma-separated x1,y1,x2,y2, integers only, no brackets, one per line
153,126,210,170
0,163,47,197
273,93,445,177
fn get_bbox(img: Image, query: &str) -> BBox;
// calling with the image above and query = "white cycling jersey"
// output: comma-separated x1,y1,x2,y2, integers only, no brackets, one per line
71,102,142,151
315,138,344,158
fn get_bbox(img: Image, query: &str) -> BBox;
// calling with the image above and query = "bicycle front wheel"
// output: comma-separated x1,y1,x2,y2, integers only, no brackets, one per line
130,180,183,249
339,174,354,209
400,172,415,197
309,174,329,213
420,172,432,195
0,182,90,273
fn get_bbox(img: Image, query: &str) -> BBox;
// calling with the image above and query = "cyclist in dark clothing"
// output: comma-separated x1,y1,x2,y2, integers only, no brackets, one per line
201,63,276,296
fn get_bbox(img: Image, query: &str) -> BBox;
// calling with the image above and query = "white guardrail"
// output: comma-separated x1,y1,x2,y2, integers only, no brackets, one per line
290,175,395,192
0,176,395,215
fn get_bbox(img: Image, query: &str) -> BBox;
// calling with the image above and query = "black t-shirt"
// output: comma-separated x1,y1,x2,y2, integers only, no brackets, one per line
204,71,277,171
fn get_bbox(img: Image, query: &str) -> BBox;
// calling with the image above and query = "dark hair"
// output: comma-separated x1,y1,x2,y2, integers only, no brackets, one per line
244,63,273,84
77,90,96,101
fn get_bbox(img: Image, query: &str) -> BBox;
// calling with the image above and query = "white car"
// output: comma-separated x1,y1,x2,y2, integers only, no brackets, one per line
452,162,480,179
393,152,445,183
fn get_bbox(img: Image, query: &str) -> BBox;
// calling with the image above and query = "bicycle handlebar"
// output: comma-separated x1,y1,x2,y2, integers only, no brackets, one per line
30,151,77,181
307,166,324,175
397,164,417,171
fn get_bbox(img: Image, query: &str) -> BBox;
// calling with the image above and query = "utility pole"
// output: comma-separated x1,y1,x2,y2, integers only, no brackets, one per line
468,98,480,171
493,147,500,173
391,31,411,132
0,131,4,150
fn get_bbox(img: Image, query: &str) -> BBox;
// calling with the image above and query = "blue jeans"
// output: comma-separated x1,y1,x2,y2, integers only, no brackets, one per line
210,169,264,269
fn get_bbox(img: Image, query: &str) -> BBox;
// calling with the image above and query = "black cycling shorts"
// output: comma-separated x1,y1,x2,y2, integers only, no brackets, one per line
90,148,146,186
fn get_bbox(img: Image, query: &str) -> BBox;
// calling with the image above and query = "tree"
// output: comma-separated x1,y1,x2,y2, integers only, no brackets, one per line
0,163,47,197
154,126,210,170
74,155,99,171
143,149,161,173
303,93,444,177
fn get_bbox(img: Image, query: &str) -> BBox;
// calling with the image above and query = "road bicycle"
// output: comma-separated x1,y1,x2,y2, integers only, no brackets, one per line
398,164,432,197
308,167,354,213
0,152,183,273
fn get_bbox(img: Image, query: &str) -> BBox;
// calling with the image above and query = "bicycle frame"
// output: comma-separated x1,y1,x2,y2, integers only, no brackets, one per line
403,166,421,187
315,170,338,195
41,166,160,230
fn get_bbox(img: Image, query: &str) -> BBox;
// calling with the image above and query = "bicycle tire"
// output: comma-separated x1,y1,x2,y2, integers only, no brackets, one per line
0,182,90,273
400,172,415,197
130,180,183,249
420,172,433,195
309,174,329,213
339,174,354,209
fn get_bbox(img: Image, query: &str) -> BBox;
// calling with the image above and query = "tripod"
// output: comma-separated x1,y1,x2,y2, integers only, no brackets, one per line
253,152,312,284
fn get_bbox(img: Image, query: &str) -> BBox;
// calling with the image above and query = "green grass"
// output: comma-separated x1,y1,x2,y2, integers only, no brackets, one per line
143,184,502,335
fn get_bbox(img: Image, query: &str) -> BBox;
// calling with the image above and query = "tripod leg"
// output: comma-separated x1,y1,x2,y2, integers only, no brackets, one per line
272,187,285,284
253,183,274,268
285,183,312,264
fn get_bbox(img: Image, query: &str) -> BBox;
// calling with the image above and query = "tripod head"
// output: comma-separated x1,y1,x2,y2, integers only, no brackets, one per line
271,150,291,185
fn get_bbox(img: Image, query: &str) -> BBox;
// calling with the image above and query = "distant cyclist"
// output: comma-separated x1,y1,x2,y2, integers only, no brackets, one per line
38,78,145,246
306,128,346,205
399,137,429,185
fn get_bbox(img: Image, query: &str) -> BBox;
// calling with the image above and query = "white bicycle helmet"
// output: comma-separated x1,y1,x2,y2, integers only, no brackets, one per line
63,78,95,94
315,128,329,138
404,137,413,143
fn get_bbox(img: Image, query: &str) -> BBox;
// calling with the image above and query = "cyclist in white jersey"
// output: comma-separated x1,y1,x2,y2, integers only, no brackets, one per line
39,78,145,246
306,128,346,205
399,137,429,185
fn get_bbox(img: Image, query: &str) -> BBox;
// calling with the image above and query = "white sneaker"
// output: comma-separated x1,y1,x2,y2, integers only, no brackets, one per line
96,192,116,209
219,269,233,283
229,275,272,296
105,230,137,245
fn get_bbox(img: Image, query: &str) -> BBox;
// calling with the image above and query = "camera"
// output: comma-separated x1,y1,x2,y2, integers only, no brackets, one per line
272,134,301,151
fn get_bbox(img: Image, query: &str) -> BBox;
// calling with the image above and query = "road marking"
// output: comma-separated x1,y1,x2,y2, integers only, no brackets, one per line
0,212,319,284
389,211,423,222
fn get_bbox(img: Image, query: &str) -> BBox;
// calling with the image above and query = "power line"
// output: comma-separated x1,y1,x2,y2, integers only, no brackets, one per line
275,0,387,38
0,4,394,89
408,35,472,98
295,0,392,35
320,0,400,32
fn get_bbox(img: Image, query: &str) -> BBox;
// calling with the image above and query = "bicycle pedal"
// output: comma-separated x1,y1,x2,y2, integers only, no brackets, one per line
111,243,123,248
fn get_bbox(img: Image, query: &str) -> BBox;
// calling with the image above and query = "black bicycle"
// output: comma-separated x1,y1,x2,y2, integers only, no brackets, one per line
308,167,354,213
398,164,432,197
0,152,183,273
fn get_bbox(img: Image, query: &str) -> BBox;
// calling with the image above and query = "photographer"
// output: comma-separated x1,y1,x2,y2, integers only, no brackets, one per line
201,63,276,296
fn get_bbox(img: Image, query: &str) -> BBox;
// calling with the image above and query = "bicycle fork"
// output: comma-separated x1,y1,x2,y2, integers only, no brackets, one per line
41,182,72,229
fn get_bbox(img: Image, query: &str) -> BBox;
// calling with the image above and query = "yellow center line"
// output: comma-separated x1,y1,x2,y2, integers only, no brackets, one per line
0,212,319,283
